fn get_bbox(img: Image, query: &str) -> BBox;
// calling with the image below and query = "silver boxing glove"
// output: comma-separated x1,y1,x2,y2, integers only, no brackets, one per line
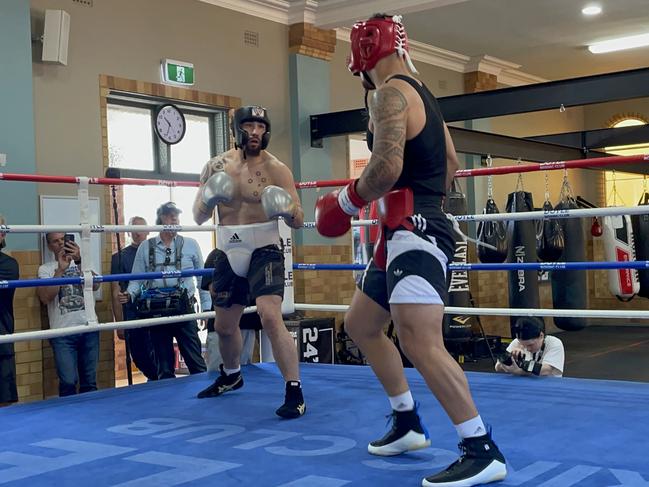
202,172,234,210
261,185,295,220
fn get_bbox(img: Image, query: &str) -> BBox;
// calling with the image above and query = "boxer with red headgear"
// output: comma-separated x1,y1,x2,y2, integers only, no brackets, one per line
315,14,507,487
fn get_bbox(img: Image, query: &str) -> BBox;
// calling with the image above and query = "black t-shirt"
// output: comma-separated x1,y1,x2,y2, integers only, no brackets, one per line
0,252,19,355
202,248,262,332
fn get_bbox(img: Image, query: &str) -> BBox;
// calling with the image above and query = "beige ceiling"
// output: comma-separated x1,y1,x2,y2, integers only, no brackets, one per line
204,0,649,81
400,0,649,80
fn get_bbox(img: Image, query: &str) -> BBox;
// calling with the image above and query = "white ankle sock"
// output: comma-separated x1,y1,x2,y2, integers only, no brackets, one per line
223,366,241,376
389,391,415,412
455,415,486,439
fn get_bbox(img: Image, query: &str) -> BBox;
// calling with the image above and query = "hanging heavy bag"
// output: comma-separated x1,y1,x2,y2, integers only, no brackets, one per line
477,198,508,263
551,196,588,331
536,201,565,262
602,214,639,301
630,192,649,298
443,182,474,341
506,190,540,336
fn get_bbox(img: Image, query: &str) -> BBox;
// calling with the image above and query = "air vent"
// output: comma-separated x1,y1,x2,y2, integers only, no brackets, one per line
72,0,93,6
244,30,259,47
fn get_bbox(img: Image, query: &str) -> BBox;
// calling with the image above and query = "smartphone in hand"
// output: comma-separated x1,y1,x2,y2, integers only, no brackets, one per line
64,234,75,254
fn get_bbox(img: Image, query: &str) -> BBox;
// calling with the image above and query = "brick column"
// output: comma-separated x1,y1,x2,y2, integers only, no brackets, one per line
287,23,353,329
289,23,336,61
464,71,498,93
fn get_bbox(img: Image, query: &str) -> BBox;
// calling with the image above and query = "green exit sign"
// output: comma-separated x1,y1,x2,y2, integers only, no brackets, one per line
161,59,194,86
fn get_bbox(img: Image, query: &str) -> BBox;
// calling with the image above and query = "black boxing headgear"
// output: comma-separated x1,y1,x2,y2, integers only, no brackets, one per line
232,105,271,150
513,317,545,341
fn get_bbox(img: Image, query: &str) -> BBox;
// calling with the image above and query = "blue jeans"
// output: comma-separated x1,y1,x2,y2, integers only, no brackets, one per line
50,331,100,397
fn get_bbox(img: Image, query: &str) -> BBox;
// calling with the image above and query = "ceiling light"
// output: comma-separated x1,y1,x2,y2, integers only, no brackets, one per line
582,5,602,15
588,33,649,53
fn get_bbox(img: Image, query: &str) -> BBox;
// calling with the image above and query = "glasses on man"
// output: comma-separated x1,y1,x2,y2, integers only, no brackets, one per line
164,247,172,266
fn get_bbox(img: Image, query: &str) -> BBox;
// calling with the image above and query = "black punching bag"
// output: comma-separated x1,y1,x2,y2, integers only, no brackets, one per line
443,185,474,340
477,198,508,263
506,191,540,336
551,197,588,330
631,192,649,298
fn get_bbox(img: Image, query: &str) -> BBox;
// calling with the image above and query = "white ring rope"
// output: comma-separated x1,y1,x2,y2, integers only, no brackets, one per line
1,302,646,345
309,204,649,228
2,203,648,234
0,307,257,345
0,224,219,234
295,303,649,319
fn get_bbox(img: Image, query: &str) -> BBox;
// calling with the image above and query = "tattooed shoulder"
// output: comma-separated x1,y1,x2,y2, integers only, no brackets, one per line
200,154,227,183
211,155,226,172
369,86,408,123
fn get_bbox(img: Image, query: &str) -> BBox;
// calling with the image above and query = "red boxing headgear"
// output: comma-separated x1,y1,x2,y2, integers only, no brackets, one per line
348,15,415,75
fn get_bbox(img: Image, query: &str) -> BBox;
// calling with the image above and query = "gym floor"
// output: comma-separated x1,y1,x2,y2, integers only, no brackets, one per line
461,325,649,382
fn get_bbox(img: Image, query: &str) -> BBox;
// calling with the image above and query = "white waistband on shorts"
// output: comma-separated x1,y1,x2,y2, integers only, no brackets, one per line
216,220,280,251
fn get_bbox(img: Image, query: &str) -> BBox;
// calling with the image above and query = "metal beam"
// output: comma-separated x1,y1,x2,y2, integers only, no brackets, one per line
311,68,649,145
448,126,595,162
310,108,366,148
440,67,649,122
451,127,649,173
310,112,616,162
528,125,649,150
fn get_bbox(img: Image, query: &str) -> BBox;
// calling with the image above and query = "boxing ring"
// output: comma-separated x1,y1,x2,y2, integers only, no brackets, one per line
2,154,649,486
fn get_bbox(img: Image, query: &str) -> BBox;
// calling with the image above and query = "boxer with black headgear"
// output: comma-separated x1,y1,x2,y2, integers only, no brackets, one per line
315,13,507,487
232,105,271,157
192,104,307,419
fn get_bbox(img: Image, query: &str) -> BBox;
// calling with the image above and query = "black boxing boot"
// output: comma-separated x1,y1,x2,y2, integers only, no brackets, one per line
422,429,506,486
275,381,306,419
196,364,243,398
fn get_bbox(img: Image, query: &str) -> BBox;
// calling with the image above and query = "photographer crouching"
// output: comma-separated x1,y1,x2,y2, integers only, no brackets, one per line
495,317,565,377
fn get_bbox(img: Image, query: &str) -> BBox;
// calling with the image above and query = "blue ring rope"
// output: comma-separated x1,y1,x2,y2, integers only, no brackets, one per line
2,261,645,289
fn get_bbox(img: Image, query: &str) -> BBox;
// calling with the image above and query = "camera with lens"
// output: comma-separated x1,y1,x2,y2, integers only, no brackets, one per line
497,351,514,366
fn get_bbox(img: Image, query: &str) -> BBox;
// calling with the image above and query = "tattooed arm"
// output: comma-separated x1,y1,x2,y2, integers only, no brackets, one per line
355,86,408,201
193,156,225,224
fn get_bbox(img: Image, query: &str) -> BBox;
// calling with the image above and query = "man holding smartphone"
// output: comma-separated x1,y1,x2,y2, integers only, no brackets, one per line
37,232,101,396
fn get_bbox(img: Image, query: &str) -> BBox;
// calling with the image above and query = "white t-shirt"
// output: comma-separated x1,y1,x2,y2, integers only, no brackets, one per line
38,261,89,329
507,335,565,377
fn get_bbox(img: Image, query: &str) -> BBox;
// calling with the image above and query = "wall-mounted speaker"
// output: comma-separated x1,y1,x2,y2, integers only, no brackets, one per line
42,9,70,66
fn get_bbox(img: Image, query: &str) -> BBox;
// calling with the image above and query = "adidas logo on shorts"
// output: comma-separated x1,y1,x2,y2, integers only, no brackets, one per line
229,233,241,243
393,269,403,277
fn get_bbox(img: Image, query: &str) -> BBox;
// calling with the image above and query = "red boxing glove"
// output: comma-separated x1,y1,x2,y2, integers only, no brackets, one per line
315,180,367,238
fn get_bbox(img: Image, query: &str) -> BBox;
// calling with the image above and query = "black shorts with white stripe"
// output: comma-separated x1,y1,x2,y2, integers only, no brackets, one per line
358,216,455,311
